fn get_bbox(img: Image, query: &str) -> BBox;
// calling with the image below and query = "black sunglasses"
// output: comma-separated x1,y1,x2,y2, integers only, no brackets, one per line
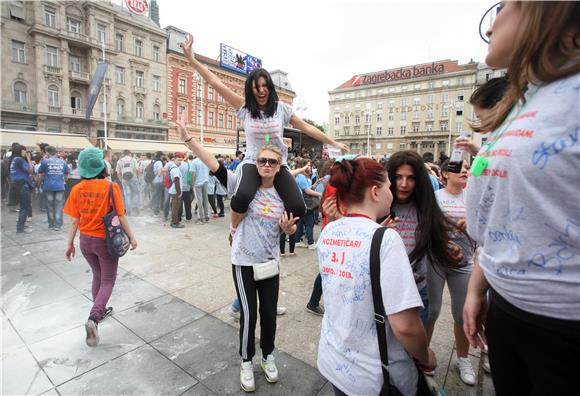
257,157,279,167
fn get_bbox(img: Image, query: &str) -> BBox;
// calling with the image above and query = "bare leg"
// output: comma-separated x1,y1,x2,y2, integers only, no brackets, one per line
454,323,470,358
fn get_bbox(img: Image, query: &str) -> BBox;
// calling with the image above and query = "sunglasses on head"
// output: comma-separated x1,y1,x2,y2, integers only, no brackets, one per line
257,157,279,167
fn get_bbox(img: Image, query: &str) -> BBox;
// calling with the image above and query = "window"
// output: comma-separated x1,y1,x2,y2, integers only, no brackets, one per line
413,97,420,106
401,98,407,106
412,122,420,132
401,85,408,91
442,92,449,103
9,2,25,21
97,23,106,44
196,82,202,98
228,114,233,129
135,71,144,87
218,113,224,128
12,41,25,63
45,7,56,27
354,126,360,135
428,81,435,89
388,127,394,135
376,143,382,149
48,85,59,106
178,105,186,116
46,46,58,67
377,102,383,109
456,109,463,117
400,112,407,121
197,109,202,125
13,82,27,103
208,111,214,127
70,93,81,110
427,110,434,119
389,87,396,93
334,116,340,125
442,80,449,87
413,111,420,120
442,106,449,117
218,94,224,103
440,121,448,131
376,127,382,136
153,75,160,92
115,67,125,84
115,33,124,51
400,143,406,149
400,126,406,135
343,126,350,135
365,125,371,134
426,122,434,132
414,83,421,90
67,18,81,33
134,39,143,57
178,78,186,95
208,86,214,101
388,113,394,121
136,101,144,118
117,99,125,117
457,92,464,101
455,122,463,132
365,113,371,123
344,115,350,124
388,100,394,107
69,55,81,72
458,77,464,85
153,45,160,62
354,114,360,124
376,113,382,122
427,95,433,104
153,104,161,120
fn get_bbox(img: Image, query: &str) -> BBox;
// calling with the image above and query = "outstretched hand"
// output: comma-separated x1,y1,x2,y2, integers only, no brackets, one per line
180,33,194,60
177,112,192,141
334,142,350,153
279,211,299,234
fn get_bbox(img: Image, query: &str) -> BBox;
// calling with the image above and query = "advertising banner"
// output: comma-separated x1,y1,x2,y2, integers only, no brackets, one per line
220,44,262,75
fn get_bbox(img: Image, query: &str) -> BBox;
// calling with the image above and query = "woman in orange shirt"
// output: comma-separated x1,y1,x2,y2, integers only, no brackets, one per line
64,147,137,347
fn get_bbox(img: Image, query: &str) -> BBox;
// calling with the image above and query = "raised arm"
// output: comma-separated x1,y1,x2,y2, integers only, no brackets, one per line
176,112,220,173
181,34,244,110
290,115,349,153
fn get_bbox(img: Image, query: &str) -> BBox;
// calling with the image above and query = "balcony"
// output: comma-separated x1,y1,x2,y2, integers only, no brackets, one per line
71,107,85,116
43,65,62,76
64,30,91,46
69,70,90,83
1,101,36,112
133,86,147,95
48,106,62,113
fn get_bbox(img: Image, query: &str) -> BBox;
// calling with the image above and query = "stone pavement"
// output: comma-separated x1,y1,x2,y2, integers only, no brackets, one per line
1,203,495,395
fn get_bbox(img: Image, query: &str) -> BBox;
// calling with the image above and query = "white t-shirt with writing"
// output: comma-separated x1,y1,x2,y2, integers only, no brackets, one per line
236,101,293,164
435,189,474,271
466,72,580,320
317,217,423,396
392,202,427,290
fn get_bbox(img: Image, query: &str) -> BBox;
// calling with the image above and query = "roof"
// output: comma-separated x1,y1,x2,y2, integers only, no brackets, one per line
334,60,480,90
0,130,92,150
101,138,236,156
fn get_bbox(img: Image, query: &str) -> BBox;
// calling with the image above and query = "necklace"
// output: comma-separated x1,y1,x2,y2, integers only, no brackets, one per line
345,213,372,220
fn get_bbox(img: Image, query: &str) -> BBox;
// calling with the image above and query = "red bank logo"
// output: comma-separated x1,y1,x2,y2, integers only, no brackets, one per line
125,0,149,15
351,75,362,87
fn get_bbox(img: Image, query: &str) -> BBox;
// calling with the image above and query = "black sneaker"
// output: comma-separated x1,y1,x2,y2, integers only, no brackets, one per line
102,307,113,321
306,303,325,316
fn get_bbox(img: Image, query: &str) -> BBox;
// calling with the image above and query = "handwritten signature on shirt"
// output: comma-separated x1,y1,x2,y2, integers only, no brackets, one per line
528,218,580,275
532,126,579,169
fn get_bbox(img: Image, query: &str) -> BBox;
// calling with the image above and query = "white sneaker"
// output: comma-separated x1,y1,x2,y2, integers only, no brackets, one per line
295,242,308,248
261,354,279,383
456,357,476,385
276,306,287,316
85,319,99,347
240,361,255,392
307,243,317,250
229,306,240,321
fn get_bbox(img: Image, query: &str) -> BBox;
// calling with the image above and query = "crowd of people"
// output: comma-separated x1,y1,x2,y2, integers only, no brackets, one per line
2,2,578,395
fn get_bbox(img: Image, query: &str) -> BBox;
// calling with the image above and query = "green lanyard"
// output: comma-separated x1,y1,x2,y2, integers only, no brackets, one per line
471,89,538,176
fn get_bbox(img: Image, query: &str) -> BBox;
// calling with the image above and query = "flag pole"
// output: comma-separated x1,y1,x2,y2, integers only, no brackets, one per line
102,41,108,149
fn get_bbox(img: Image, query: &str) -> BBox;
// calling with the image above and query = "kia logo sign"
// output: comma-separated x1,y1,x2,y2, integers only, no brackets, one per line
125,0,149,15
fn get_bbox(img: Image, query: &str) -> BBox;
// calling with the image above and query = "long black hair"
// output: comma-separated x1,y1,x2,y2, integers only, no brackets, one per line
243,68,279,119
387,150,462,267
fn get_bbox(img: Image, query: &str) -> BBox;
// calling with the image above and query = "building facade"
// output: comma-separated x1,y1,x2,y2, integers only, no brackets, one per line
328,59,504,159
165,26,296,153
1,0,168,142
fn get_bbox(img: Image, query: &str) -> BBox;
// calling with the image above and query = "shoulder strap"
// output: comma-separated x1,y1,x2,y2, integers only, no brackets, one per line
108,182,116,213
370,226,391,392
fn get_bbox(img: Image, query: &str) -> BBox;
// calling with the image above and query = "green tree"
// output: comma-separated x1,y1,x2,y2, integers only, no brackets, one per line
302,118,325,132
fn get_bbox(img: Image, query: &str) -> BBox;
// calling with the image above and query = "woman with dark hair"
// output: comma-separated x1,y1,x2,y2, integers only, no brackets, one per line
464,2,580,394
180,34,348,236
386,151,462,326
64,147,137,347
10,145,33,233
64,154,81,200
317,156,436,395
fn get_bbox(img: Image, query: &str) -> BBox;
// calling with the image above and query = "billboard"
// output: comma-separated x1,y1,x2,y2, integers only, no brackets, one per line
125,0,149,15
220,44,262,75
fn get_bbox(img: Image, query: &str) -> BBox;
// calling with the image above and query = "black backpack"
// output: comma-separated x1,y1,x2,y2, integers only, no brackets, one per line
144,160,157,184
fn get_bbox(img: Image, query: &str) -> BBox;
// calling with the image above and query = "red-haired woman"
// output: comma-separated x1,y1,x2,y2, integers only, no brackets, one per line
316,157,436,396
463,2,580,394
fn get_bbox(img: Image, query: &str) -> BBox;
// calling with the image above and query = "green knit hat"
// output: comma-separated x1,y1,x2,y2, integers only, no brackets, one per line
77,147,105,178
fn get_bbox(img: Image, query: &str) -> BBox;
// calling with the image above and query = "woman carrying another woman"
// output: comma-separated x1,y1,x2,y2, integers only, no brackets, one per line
178,115,299,393
64,147,137,347
464,2,580,394
317,156,436,395
180,34,347,235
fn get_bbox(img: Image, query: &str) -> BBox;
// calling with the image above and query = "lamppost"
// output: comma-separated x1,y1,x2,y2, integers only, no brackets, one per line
365,110,374,157
296,105,307,153
444,102,455,156
194,72,204,146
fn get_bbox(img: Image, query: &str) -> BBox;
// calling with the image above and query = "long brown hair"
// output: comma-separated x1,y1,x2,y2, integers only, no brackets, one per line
476,2,580,133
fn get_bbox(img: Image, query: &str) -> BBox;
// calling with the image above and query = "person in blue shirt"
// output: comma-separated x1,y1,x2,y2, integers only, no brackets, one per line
191,156,211,224
294,159,321,249
10,145,33,233
38,146,69,231
228,150,244,171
